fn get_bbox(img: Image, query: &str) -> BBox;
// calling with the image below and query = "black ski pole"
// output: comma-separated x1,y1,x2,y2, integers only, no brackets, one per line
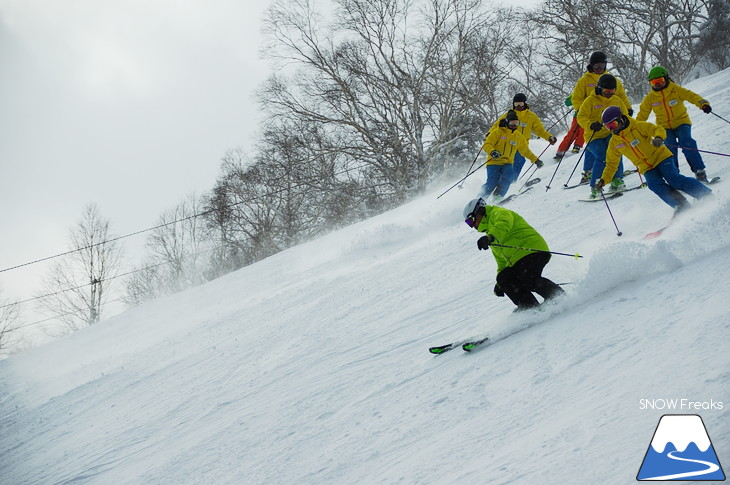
598,189,623,236
518,143,550,181
543,107,574,133
665,144,730,158
437,159,487,199
711,112,730,125
457,147,484,190
517,164,539,192
488,242,583,259
561,129,597,189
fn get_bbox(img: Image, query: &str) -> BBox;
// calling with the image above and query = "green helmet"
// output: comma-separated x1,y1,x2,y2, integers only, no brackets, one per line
648,66,668,80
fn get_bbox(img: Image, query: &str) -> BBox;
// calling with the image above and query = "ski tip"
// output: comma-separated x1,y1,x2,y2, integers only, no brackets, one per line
429,344,453,355
462,338,489,352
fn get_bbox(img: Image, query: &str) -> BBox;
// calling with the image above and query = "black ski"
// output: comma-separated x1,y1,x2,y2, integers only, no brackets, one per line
498,186,534,205
462,337,490,352
429,337,489,355
578,192,624,202
705,176,721,185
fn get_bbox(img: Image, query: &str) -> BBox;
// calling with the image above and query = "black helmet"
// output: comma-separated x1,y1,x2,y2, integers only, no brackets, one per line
598,74,617,89
589,51,608,65
596,74,617,96
505,109,519,122
513,93,527,103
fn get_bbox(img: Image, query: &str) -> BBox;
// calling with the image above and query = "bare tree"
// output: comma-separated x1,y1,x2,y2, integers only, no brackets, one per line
36,203,124,334
260,0,511,201
528,0,724,103
125,193,216,305
0,287,20,357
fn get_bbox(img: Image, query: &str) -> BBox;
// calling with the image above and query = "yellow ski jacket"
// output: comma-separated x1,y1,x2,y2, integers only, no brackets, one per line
482,126,538,166
571,70,631,116
636,82,709,130
490,109,553,143
599,117,673,184
577,94,630,141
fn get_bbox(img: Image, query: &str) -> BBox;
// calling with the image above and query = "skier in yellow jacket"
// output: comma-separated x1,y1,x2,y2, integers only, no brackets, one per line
576,73,631,198
491,93,557,182
480,110,544,202
571,51,632,120
636,65,714,182
596,106,711,211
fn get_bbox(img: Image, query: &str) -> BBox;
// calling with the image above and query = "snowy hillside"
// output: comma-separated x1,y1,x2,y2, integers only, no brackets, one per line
2,70,730,485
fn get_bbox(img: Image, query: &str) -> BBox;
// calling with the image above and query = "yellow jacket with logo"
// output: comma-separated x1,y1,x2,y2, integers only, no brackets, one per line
490,109,553,142
636,82,709,129
577,94,630,141
599,117,672,184
570,70,631,116
481,126,538,166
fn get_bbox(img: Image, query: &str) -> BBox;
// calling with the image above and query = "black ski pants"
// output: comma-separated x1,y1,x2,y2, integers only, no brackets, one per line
496,252,564,310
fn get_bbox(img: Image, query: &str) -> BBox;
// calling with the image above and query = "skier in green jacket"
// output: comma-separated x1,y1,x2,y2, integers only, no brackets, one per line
463,198,564,310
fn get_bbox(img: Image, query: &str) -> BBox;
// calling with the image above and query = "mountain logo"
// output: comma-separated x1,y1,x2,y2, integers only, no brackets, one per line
637,414,726,481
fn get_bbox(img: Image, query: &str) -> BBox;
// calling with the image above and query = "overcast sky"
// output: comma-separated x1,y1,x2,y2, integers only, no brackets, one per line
0,1,273,328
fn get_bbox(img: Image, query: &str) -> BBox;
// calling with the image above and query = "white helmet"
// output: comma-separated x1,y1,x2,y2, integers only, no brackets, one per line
462,198,486,220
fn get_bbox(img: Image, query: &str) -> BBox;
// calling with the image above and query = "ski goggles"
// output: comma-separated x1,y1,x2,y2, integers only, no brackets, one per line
649,77,665,87
603,118,621,131
601,88,616,96
513,102,526,110
507,119,520,129
465,214,477,227
592,63,606,72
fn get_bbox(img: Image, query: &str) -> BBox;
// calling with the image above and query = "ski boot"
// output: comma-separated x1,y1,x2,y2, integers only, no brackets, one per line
553,152,565,161
695,169,708,183
571,145,581,153
579,170,592,184
609,178,625,192
589,187,600,199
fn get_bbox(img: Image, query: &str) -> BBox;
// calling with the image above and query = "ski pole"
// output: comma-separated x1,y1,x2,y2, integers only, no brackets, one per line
545,151,567,191
457,147,484,190
437,159,488,199
560,129,597,189
598,189,623,237
488,242,583,259
665,144,730,158
711,112,730,125
517,164,539,192
543,108,574,133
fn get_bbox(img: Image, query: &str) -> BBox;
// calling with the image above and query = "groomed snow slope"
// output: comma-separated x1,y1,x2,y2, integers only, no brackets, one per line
1,69,729,485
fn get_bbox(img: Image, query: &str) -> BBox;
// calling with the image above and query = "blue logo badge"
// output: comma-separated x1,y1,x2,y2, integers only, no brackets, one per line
637,414,725,481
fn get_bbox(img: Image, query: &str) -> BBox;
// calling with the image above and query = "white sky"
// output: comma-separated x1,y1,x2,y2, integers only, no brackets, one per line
0,0,273,327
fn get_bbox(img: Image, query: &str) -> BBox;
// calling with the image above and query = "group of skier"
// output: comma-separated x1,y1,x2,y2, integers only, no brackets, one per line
468,51,718,312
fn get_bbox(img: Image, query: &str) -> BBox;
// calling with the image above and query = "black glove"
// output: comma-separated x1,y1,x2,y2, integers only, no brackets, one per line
594,179,605,191
590,121,603,132
535,159,544,168
651,137,664,147
490,150,501,159
477,234,495,250
494,283,505,297
548,136,557,145
702,104,712,114
628,108,634,116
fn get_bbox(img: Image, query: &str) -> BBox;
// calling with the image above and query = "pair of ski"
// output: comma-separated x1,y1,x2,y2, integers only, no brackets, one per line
563,169,639,190
429,337,490,354
644,176,721,239
497,178,541,205
578,182,647,202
